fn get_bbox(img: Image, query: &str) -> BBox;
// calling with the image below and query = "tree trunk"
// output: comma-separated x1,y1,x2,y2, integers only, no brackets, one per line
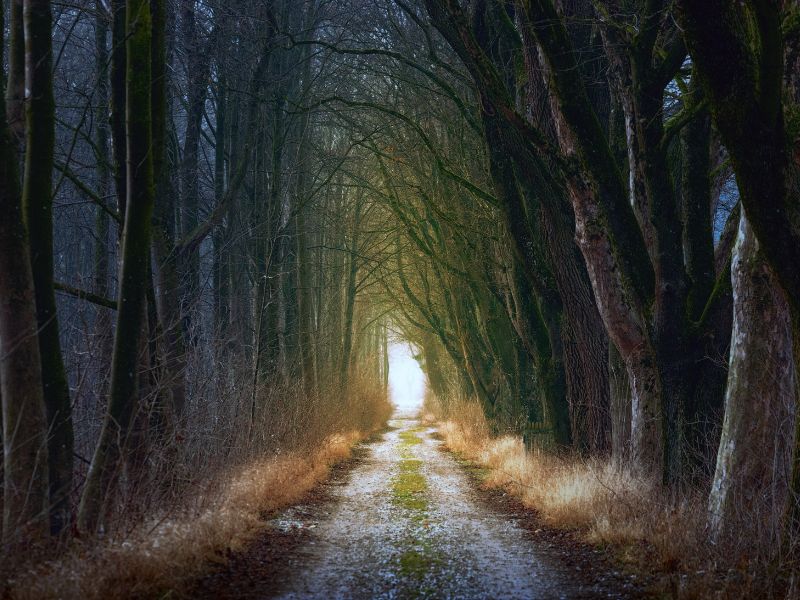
676,0,800,316
382,322,390,397
258,158,283,380
536,194,610,454
505,255,571,446
608,341,631,465
293,17,316,395
93,0,115,402
708,210,797,543
23,0,73,535
339,197,363,394
295,202,316,395
5,0,25,144
523,0,663,474
212,75,229,340
0,11,49,540
281,215,299,379
110,0,127,220
150,0,186,423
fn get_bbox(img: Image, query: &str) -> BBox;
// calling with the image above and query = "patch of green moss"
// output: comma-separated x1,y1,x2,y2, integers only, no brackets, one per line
392,471,428,511
449,453,490,481
786,104,800,146
399,548,428,577
396,540,444,599
782,6,800,39
463,461,491,482
399,431,423,446
399,459,423,472
389,428,446,597
394,471,426,493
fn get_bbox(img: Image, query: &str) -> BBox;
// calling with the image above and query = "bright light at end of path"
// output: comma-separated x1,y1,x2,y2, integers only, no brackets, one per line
388,342,426,413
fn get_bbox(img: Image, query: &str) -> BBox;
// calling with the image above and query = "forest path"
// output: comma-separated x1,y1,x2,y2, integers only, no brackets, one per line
263,417,591,599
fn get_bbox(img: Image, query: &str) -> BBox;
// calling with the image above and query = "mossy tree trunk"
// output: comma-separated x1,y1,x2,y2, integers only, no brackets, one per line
483,113,574,447
676,1,800,313
676,0,800,535
425,0,618,452
680,85,730,472
708,210,796,543
521,0,663,476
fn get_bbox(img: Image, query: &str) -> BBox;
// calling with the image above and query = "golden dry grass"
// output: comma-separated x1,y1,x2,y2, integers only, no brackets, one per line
432,396,800,597
433,397,707,575
9,431,361,600
1,372,393,599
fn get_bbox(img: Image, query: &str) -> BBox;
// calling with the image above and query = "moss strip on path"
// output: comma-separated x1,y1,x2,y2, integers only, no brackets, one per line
393,470,428,512
393,429,429,512
390,427,442,590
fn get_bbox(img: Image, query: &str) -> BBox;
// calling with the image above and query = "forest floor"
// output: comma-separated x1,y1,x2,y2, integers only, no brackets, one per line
193,416,646,599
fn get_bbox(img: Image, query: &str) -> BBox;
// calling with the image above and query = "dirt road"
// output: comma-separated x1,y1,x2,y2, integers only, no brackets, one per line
254,418,618,599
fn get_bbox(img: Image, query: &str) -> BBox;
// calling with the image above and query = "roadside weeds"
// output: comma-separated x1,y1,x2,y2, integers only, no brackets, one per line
7,432,363,600
426,399,793,599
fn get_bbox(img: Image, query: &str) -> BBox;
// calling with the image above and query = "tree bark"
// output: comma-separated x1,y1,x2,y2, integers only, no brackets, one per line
608,341,631,465
293,8,317,395
110,0,128,220
5,0,25,144
23,0,74,535
0,6,49,541
708,210,797,543
677,0,800,512
94,0,114,394
676,1,800,314
150,0,186,423
212,74,229,340
340,197,363,393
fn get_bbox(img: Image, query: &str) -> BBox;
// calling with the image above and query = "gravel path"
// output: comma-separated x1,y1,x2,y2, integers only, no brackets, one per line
272,418,585,599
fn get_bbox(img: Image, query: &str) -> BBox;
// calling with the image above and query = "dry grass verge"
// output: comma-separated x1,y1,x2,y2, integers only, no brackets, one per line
1,372,392,599
7,431,363,600
427,397,793,598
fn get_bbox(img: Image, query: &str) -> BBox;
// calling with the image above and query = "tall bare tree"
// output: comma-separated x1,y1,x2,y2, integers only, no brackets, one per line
0,0,49,544
23,0,73,535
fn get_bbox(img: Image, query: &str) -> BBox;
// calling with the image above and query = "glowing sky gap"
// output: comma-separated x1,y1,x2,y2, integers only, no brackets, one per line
387,342,426,413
